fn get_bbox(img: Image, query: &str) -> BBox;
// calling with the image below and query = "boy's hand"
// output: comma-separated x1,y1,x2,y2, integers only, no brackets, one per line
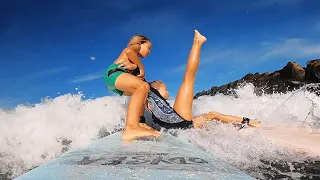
248,120,261,128
118,60,137,70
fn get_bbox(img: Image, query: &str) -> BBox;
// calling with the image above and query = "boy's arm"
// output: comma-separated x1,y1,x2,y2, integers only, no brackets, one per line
125,44,145,73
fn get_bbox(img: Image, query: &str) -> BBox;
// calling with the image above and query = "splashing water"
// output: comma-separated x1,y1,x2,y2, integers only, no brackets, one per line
178,83,320,179
0,83,319,179
0,93,128,178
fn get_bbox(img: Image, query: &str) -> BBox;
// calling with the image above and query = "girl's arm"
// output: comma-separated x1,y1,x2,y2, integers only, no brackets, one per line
125,44,145,74
118,59,137,70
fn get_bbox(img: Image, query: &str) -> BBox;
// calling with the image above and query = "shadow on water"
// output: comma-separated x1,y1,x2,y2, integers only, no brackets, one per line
0,172,11,180
245,159,320,180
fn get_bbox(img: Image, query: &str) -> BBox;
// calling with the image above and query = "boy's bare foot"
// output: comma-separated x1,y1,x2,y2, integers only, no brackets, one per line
194,30,207,44
121,126,162,142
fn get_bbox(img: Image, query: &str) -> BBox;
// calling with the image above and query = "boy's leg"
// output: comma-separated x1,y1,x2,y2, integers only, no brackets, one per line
173,30,207,120
139,99,153,129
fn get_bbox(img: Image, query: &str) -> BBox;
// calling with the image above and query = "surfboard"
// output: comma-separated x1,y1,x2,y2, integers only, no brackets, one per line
257,126,320,156
15,132,254,180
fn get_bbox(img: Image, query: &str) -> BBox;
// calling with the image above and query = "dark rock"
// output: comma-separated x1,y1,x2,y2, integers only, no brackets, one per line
194,59,320,99
279,62,305,80
305,59,320,82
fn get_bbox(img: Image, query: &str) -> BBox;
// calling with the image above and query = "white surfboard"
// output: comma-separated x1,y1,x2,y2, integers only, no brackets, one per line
15,132,254,180
258,126,320,156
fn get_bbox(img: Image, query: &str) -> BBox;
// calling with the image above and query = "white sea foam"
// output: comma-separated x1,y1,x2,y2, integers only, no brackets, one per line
0,83,319,178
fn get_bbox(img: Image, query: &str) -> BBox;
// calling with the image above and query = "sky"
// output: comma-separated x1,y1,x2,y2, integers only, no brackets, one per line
1,0,320,109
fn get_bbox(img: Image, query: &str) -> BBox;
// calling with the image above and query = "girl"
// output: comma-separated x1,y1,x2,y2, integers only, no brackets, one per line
104,35,161,142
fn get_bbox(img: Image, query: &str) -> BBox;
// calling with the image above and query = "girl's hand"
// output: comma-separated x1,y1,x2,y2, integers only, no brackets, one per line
137,69,145,80
118,60,137,70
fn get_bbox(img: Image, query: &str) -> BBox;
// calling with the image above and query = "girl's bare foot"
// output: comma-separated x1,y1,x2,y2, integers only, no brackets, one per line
121,126,162,142
139,123,153,130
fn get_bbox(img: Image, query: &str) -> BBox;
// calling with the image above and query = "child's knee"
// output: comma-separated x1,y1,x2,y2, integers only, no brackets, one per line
137,81,150,92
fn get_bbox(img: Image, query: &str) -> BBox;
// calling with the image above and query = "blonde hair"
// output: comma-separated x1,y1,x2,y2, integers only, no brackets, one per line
127,34,151,46
149,80,164,90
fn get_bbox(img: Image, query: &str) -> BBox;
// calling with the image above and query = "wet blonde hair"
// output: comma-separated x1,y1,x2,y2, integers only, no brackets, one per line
149,80,164,90
127,34,151,46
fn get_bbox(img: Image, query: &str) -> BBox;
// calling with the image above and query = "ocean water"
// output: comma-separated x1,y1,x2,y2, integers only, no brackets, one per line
0,83,319,180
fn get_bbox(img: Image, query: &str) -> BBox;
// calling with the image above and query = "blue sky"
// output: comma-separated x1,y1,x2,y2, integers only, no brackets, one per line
1,0,320,109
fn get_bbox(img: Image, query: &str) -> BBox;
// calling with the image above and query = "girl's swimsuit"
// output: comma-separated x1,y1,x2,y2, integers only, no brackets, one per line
104,63,128,96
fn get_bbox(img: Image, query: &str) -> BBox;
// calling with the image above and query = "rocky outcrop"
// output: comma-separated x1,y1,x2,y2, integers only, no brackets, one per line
305,59,320,82
194,59,320,99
